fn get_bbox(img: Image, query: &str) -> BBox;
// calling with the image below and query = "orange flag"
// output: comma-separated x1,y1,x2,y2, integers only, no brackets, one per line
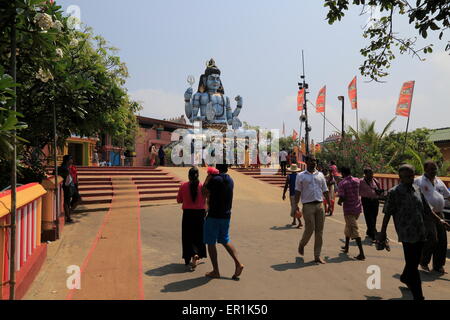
297,89,305,111
348,76,357,110
316,86,326,113
300,139,306,154
292,129,298,141
396,81,415,117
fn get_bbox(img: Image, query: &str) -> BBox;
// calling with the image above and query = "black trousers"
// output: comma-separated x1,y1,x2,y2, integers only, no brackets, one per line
401,241,425,300
182,209,207,264
421,218,447,270
280,161,287,176
361,197,379,239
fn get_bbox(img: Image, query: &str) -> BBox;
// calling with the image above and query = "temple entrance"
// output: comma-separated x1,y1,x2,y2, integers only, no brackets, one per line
68,142,84,165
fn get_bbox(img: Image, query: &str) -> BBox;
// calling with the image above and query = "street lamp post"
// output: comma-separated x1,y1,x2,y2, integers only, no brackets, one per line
298,51,310,155
338,96,345,139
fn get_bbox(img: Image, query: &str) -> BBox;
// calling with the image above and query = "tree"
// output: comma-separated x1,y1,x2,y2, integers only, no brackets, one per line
348,117,396,154
0,1,141,187
324,0,450,81
277,136,298,151
318,135,389,177
379,127,443,173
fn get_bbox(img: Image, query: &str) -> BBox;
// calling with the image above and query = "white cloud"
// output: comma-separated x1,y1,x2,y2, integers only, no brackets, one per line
130,89,185,120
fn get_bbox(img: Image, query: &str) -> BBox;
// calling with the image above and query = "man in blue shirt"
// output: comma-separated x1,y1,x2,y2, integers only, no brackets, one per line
202,163,244,280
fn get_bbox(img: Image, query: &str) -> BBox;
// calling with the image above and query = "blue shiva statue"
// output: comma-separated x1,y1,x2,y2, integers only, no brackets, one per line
184,59,243,130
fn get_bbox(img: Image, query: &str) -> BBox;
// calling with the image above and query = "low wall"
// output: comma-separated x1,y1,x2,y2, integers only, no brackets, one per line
374,173,450,190
0,184,47,300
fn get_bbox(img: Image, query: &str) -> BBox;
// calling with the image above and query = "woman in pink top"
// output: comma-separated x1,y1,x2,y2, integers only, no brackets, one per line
177,167,207,270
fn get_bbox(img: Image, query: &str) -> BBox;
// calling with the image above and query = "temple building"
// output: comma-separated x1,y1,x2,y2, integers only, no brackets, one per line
430,127,450,162
134,115,192,166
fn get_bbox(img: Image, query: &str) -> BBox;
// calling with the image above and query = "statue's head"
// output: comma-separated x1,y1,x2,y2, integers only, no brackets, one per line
198,58,224,94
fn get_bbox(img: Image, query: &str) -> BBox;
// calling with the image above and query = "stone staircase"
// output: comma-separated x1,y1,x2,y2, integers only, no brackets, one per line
233,163,306,188
75,167,181,212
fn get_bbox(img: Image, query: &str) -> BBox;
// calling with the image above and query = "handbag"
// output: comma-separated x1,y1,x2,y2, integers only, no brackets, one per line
295,208,303,219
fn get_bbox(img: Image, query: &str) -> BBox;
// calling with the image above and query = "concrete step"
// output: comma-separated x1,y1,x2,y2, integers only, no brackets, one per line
78,186,113,191
78,177,112,182
78,181,112,186
138,189,178,195
137,184,181,190
79,190,114,197
82,196,112,205
78,172,168,176
140,194,177,202
140,199,179,207
131,177,179,181
134,180,181,185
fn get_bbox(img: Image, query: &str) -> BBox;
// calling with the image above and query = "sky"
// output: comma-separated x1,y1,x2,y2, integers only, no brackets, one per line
56,0,449,143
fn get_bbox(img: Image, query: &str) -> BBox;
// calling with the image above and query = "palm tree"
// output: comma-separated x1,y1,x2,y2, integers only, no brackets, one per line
348,117,396,154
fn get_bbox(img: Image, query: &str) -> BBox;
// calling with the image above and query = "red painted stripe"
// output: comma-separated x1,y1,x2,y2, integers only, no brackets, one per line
16,210,20,271
66,189,115,300
2,217,8,282
28,203,32,256
21,206,26,266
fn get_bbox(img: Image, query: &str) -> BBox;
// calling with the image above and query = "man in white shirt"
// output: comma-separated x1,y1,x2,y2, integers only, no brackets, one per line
295,156,330,264
414,160,450,274
279,148,288,176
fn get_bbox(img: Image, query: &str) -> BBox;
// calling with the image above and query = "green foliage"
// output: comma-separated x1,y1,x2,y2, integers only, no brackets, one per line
277,136,298,152
324,0,450,81
318,135,388,177
0,1,141,187
379,127,443,172
318,118,445,177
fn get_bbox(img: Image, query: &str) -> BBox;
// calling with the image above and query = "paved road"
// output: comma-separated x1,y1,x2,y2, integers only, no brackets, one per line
25,167,450,300
141,167,450,300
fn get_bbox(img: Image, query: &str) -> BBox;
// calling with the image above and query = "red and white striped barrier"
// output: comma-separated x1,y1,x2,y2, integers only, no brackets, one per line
374,173,450,191
0,183,46,299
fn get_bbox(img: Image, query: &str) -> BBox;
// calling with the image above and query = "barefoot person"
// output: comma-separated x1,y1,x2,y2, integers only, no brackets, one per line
177,167,207,270
202,163,244,279
338,166,365,261
294,156,330,264
282,164,303,228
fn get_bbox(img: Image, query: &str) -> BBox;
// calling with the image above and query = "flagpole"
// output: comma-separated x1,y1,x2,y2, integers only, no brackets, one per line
323,109,326,143
356,108,359,134
400,81,415,156
401,108,412,156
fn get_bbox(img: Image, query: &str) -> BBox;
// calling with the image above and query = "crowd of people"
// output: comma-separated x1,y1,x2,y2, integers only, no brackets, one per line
175,155,449,299
280,156,449,300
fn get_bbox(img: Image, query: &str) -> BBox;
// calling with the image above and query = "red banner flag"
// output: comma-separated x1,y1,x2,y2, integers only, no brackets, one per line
297,89,305,111
292,129,298,141
396,81,415,117
348,76,357,110
316,86,326,113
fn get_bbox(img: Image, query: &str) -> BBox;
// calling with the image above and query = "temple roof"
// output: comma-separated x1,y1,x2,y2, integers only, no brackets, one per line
430,127,450,143
137,115,193,130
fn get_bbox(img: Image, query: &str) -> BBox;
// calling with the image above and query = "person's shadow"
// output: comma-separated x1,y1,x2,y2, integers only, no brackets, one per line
161,277,212,293
389,286,413,300
146,263,191,277
271,257,319,271
270,224,299,231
